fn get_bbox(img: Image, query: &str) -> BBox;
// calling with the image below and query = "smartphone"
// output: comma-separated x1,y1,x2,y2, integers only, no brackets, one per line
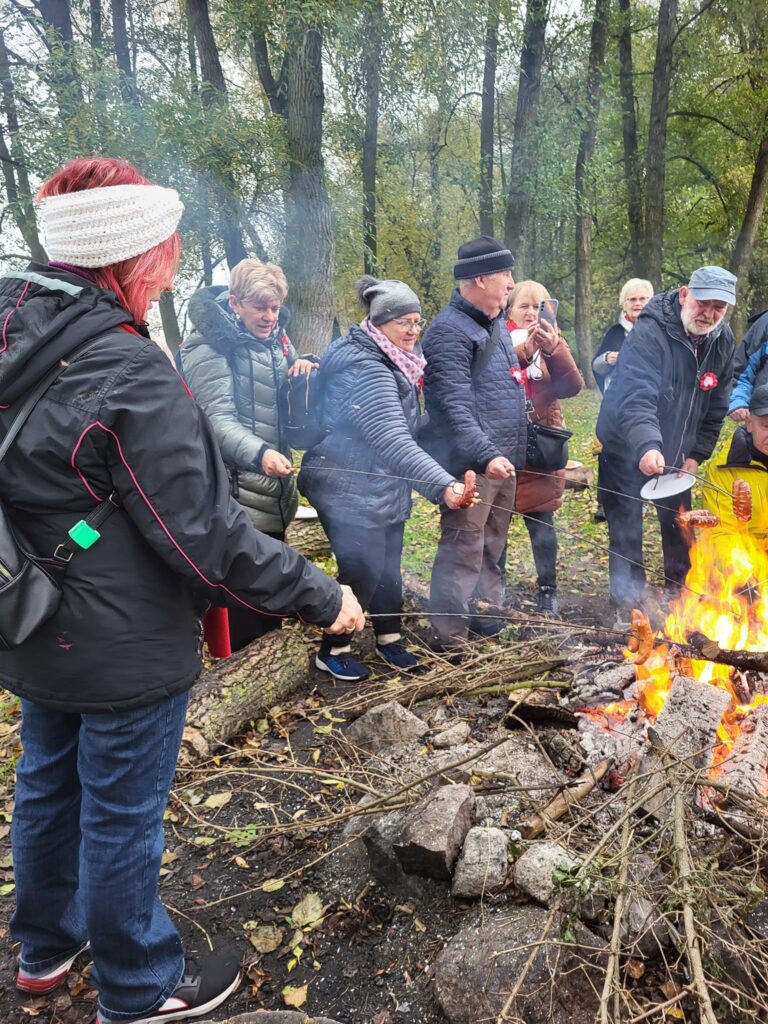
538,298,558,326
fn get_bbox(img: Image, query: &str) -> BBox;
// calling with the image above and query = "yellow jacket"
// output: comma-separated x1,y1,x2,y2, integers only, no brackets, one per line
703,428,768,540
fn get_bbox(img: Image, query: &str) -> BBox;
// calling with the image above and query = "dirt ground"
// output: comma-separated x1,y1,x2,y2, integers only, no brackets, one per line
0,572,620,1024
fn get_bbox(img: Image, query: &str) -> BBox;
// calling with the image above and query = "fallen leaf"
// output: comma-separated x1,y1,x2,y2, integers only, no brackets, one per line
248,924,284,953
0,882,15,895
626,958,645,979
413,917,427,932
161,851,178,865
282,983,308,1008
193,836,217,847
291,891,324,927
234,855,249,869
203,791,232,809
262,877,286,893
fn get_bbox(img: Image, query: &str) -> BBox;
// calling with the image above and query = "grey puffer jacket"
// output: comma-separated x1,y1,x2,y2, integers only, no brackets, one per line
181,286,300,533
298,325,454,527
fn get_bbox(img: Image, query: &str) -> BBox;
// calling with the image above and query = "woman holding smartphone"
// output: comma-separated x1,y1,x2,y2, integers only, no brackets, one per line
504,281,583,614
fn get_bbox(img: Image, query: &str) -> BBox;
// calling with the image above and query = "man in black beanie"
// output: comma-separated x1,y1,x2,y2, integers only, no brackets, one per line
421,235,527,646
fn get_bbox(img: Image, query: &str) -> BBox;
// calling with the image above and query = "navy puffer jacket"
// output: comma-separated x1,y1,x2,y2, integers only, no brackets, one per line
420,290,527,476
298,325,454,526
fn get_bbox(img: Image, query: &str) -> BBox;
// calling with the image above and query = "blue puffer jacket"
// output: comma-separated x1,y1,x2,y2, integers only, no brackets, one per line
729,310,768,413
298,325,454,526
420,290,527,476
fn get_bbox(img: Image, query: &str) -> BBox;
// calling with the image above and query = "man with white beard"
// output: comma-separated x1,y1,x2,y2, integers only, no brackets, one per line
596,265,737,621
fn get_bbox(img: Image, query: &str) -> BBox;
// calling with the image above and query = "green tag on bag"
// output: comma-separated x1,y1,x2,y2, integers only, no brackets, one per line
68,520,101,550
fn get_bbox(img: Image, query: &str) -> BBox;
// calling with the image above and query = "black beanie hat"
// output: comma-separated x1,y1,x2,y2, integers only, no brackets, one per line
453,235,515,280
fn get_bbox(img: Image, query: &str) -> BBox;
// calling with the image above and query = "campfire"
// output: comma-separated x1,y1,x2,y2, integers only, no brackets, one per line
574,489,768,805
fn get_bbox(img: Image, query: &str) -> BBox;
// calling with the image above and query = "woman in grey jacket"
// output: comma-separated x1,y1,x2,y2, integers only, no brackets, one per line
299,277,471,681
181,259,316,649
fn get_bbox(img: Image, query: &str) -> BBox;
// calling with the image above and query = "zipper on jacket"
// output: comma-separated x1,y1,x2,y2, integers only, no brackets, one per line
671,334,713,468
0,559,12,582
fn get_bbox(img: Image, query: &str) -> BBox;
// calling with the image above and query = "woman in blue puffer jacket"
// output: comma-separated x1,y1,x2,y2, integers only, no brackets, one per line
299,276,471,681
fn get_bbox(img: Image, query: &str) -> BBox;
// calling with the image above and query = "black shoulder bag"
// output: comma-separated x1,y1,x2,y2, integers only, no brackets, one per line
0,343,120,651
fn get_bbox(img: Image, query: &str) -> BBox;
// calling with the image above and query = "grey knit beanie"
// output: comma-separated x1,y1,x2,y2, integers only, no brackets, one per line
355,275,421,326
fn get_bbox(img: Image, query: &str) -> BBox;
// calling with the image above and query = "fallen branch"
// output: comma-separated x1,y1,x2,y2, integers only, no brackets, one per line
599,773,637,1024
684,631,768,673
518,758,612,840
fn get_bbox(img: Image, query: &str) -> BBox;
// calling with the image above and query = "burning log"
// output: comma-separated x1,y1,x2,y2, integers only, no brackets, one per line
684,632,768,673
638,675,731,819
179,626,310,765
716,704,768,800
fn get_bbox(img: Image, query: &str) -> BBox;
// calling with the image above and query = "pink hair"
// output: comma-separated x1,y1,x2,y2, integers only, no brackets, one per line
37,157,181,323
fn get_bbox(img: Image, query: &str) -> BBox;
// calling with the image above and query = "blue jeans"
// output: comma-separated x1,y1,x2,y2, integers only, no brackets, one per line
11,692,189,1022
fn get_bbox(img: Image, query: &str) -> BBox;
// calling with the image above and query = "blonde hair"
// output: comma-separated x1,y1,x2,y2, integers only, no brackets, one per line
619,278,653,306
506,279,550,313
229,258,288,305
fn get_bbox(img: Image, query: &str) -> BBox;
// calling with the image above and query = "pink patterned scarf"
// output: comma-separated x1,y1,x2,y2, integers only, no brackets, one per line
361,318,426,387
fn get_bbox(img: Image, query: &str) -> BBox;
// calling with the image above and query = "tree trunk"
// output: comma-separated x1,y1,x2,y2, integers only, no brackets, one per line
38,0,83,121
90,0,102,48
479,2,499,237
179,626,310,765
0,30,46,262
617,0,644,276
185,0,249,269
361,1,382,275
503,0,548,272
283,19,336,356
111,0,139,105
730,130,768,287
284,516,331,561
644,0,677,288
573,0,610,387
158,292,182,355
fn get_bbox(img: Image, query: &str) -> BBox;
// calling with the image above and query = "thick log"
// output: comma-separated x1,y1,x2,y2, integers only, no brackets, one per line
563,462,594,491
285,516,331,561
179,625,309,765
519,758,611,839
638,675,731,818
716,704,768,800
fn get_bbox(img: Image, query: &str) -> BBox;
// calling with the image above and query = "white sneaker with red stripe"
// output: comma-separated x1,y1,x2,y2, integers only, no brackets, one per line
16,941,91,994
96,950,241,1024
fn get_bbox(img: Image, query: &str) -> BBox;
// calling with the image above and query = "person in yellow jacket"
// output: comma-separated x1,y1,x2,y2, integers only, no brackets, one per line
703,383,768,539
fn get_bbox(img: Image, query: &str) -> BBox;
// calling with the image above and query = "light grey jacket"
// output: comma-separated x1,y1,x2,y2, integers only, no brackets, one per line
181,285,299,533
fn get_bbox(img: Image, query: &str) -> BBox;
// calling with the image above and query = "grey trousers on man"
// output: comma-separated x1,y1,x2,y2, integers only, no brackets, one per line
429,473,517,643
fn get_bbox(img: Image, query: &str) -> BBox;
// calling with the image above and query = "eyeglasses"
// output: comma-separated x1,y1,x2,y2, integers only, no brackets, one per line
392,317,426,330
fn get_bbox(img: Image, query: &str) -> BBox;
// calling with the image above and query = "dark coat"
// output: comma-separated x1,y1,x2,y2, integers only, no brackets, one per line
298,325,453,526
0,265,341,713
509,329,583,514
592,321,629,394
729,309,768,413
420,290,527,476
180,286,301,533
596,289,735,468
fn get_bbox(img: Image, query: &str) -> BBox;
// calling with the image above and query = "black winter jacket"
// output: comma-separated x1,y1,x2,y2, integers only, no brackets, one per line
0,265,341,713
298,325,453,526
596,290,735,468
420,291,527,476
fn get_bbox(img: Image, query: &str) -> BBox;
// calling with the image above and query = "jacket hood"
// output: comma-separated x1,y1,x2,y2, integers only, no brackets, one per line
0,263,131,405
186,285,290,354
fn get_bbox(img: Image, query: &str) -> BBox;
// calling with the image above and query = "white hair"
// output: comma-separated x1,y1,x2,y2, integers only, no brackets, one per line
619,278,653,306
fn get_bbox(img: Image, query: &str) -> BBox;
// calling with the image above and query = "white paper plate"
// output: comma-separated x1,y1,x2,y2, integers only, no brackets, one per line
294,505,319,520
639,471,696,500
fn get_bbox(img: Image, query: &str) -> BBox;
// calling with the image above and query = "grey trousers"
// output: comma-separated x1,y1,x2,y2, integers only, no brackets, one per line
429,473,517,643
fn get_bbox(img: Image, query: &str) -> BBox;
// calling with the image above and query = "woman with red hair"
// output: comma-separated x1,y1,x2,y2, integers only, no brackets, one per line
0,158,363,1024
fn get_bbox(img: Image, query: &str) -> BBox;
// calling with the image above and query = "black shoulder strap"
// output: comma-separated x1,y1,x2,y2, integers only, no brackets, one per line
471,316,502,380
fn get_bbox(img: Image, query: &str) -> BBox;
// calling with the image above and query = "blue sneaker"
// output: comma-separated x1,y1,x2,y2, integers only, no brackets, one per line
375,641,420,672
315,651,371,681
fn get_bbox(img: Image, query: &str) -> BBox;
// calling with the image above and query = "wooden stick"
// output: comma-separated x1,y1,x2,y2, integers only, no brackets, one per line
495,907,557,1023
684,631,768,673
519,758,612,840
599,773,637,1024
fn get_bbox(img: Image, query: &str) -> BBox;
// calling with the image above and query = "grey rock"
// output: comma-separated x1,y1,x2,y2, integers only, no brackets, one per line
394,784,475,879
432,721,471,748
363,809,420,895
452,826,509,898
433,906,607,1024
747,897,768,939
514,843,581,905
346,700,427,753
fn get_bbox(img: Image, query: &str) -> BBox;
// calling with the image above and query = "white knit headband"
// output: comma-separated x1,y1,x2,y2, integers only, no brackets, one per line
39,184,184,268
